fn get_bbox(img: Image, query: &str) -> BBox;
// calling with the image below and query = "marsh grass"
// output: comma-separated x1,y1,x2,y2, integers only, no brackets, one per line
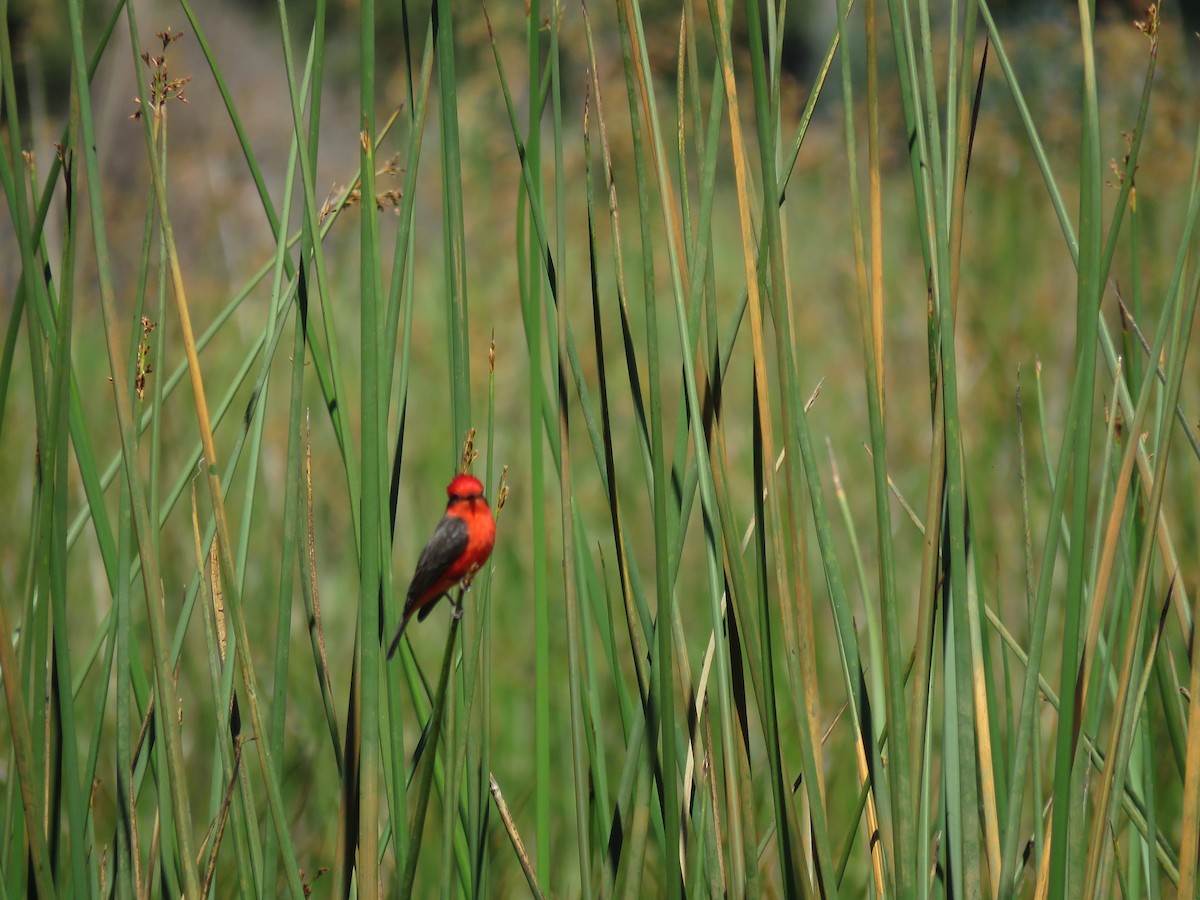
2,0,1199,896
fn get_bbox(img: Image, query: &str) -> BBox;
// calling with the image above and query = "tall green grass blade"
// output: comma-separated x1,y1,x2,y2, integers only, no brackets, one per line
1044,0,1105,889
515,0,554,879
551,3,593,891
356,0,384,888
397,611,461,895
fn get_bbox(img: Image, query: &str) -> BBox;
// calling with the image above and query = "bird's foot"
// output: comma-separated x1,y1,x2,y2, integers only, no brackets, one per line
453,599,465,620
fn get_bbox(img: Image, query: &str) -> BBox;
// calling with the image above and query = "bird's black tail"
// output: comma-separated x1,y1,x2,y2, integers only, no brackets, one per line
385,610,413,660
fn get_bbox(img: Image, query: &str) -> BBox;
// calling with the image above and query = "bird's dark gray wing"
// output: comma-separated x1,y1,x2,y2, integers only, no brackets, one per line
403,513,470,621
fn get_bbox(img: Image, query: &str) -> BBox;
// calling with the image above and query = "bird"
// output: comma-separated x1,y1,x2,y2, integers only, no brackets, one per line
386,473,496,660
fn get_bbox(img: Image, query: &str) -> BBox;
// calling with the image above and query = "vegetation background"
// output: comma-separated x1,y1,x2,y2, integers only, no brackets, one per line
2,0,1199,895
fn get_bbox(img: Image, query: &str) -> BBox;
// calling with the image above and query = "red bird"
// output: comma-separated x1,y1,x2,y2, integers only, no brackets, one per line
386,473,496,659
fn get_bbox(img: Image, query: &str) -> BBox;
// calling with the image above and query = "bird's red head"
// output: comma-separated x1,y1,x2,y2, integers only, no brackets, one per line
447,473,486,501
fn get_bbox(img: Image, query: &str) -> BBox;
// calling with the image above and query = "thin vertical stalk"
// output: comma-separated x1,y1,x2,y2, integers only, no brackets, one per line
61,0,204,890
550,2,593,893
124,8,306,893
1046,0,1105,891
519,0,553,881
357,0,383,887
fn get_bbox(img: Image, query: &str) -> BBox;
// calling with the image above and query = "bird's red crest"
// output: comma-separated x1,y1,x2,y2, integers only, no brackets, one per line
447,473,485,499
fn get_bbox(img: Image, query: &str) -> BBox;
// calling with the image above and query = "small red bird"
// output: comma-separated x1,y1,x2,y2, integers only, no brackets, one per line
386,473,496,659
